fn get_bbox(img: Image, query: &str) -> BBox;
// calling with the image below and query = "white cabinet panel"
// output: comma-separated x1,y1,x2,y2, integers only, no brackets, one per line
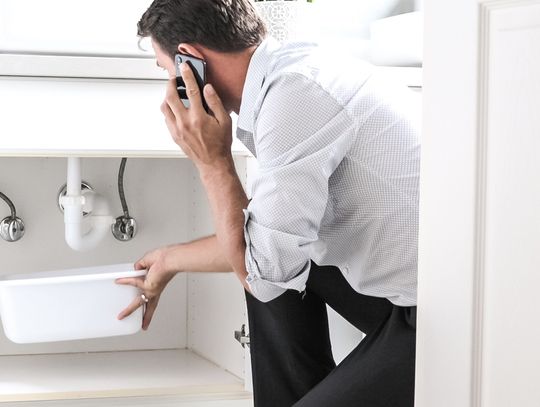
0,78,167,154
187,157,249,380
483,4,540,406
0,78,249,157
417,1,540,406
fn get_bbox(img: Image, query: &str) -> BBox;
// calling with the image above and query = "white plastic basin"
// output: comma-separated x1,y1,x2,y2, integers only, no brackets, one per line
0,263,146,344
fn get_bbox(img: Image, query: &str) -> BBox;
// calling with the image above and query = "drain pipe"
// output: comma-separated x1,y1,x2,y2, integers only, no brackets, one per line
61,157,114,251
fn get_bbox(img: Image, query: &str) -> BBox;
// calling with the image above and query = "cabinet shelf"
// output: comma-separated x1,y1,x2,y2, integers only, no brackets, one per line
0,349,251,403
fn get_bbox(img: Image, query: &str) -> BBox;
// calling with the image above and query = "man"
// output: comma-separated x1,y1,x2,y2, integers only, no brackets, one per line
117,0,420,406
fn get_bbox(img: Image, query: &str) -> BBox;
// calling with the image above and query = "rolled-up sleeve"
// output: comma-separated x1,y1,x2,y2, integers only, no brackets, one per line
243,72,355,302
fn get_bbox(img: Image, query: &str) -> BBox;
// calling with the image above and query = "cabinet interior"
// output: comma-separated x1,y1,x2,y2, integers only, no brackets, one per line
0,157,249,402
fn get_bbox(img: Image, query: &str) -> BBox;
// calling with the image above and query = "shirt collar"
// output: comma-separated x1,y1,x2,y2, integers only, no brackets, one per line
237,37,282,134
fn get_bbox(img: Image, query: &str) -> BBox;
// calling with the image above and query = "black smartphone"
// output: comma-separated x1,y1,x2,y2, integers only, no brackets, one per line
174,53,208,112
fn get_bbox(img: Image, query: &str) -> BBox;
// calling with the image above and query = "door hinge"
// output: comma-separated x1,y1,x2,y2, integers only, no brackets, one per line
234,324,250,348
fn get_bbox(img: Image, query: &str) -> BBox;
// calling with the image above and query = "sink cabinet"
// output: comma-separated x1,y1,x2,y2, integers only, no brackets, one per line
0,157,253,404
0,2,421,401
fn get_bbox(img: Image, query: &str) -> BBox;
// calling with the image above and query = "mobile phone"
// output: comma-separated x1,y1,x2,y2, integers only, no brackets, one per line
174,53,208,112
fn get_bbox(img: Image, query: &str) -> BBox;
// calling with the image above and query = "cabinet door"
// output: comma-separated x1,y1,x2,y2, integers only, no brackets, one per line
417,1,540,406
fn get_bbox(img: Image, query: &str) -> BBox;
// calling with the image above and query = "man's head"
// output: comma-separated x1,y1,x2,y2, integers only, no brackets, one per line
138,0,266,57
138,0,266,112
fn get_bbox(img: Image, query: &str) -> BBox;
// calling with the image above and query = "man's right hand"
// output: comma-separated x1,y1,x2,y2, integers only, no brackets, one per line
116,244,182,330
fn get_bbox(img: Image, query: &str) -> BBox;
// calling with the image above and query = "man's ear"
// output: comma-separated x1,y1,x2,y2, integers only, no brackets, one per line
177,43,205,59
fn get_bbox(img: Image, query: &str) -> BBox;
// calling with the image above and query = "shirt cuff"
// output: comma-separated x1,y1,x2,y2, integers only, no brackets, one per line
243,209,311,302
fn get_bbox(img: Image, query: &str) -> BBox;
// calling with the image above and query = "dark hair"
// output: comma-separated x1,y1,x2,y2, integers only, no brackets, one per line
138,0,267,57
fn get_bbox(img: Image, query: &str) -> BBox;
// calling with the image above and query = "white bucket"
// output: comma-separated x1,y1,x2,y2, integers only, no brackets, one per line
0,263,146,344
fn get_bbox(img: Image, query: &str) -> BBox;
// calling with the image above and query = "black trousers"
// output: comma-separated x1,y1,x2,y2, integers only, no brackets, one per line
245,261,416,407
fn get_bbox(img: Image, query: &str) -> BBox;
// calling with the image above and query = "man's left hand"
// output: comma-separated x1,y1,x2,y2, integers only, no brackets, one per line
161,62,233,172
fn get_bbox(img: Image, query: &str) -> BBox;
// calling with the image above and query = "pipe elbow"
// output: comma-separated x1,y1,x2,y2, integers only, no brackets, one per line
64,214,113,251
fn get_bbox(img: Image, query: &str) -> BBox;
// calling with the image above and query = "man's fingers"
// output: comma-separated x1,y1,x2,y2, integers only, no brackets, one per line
161,100,191,153
134,259,146,271
116,276,145,289
142,296,160,330
134,254,150,271
165,104,196,156
117,296,143,320
165,78,187,118
161,101,178,132
180,62,204,113
204,84,229,124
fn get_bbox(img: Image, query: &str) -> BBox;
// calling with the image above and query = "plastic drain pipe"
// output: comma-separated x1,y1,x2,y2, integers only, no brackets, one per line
61,157,114,251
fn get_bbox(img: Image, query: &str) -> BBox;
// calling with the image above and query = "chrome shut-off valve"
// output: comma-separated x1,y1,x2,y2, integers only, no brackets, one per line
0,216,25,242
112,215,137,241
0,191,25,242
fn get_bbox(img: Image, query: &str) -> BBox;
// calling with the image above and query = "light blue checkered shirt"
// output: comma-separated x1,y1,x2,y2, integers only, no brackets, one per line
237,38,421,306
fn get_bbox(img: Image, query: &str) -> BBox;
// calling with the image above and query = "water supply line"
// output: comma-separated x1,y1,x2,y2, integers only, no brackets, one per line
60,157,114,251
112,158,137,241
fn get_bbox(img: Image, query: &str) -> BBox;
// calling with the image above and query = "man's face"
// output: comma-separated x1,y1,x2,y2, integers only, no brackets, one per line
151,39,176,79
150,38,234,114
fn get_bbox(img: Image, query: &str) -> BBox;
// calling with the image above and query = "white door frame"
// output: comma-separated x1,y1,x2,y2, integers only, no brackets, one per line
416,1,540,406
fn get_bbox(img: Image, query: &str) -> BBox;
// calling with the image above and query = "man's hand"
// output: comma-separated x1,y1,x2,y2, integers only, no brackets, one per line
161,62,234,172
116,244,182,330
